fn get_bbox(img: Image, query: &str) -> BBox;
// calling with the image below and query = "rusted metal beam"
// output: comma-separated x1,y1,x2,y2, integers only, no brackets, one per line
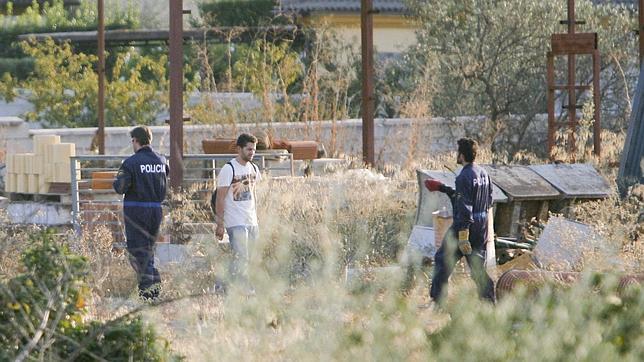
546,53,555,158
360,0,375,167
17,26,299,44
169,0,184,189
547,0,600,159
567,0,577,159
97,0,105,155
593,49,601,156
550,33,596,55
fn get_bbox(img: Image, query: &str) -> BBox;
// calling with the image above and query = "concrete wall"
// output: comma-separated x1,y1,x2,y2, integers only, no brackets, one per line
0,116,549,165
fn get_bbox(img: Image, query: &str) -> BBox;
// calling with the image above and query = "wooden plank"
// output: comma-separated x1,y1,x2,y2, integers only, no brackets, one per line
551,33,597,55
482,165,560,201
529,163,612,199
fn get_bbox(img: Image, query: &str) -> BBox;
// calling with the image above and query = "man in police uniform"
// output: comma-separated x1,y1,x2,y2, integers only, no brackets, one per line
424,138,495,304
113,126,168,300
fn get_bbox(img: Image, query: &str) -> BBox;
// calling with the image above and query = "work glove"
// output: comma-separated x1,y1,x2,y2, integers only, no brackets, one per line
425,179,444,192
457,229,472,255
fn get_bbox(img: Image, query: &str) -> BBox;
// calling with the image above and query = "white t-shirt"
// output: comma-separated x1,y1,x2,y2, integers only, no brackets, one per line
217,158,261,227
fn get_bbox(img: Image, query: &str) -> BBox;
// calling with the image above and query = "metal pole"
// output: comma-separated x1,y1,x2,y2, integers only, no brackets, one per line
70,157,81,235
546,53,555,158
593,49,601,156
169,0,184,189
360,0,375,166
567,0,577,158
97,0,105,154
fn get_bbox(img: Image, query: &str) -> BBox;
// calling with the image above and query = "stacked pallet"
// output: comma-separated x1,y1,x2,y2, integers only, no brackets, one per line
5,135,79,194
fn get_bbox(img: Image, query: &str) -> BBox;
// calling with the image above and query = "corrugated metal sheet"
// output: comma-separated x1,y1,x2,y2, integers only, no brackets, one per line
278,0,407,13
529,163,612,199
482,165,560,201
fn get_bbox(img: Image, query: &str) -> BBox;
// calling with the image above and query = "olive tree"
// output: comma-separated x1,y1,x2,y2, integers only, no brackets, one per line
405,0,637,154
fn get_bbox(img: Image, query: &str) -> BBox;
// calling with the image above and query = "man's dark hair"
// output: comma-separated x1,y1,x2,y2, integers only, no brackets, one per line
457,138,478,163
236,133,257,148
130,126,152,146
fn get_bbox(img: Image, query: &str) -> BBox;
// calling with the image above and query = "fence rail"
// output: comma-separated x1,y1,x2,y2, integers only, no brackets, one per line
70,152,293,235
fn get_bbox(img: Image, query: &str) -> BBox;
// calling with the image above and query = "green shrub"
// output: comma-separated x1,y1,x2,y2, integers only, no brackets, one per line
0,230,178,360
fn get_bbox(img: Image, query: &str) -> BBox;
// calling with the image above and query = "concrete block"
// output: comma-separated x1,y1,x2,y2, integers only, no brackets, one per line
6,202,72,225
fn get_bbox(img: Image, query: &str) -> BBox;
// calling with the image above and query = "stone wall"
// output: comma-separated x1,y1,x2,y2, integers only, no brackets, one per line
1,116,549,165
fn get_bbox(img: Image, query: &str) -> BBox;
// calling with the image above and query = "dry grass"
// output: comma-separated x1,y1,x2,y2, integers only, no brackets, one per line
0,143,641,360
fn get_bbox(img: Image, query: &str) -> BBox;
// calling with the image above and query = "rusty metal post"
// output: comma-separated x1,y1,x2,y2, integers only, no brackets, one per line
360,0,375,166
547,52,555,158
97,0,105,154
593,49,601,156
567,0,577,158
169,0,184,189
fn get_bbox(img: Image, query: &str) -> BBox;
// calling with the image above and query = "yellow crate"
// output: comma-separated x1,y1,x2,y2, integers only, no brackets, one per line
34,135,61,155
24,153,35,174
16,174,26,193
50,143,76,163
5,154,14,174
6,173,16,192
28,174,39,194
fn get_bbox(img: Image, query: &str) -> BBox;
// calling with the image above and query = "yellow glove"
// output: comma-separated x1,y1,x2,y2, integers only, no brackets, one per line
458,229,472,255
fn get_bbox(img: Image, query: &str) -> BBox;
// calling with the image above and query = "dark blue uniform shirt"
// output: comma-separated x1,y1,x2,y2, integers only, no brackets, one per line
440,163,493,247
113,147,168,206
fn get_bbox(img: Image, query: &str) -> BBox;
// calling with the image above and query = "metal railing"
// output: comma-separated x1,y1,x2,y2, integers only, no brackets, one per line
70,152,294,235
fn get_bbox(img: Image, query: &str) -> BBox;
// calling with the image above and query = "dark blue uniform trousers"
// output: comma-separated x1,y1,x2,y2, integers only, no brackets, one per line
124,206,162,299
430,228,495,303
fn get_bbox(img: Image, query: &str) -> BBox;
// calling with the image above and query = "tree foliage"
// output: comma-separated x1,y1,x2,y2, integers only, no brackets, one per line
0,230,177,360
0,0,139,79
1,38,169,127
405,0,637,152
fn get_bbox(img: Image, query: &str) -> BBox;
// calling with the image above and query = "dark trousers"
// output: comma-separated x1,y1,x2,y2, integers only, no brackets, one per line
124,206,162,299
430,228,495,303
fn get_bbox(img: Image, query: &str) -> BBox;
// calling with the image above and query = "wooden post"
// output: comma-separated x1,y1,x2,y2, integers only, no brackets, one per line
169,0,184,189
97,0,105,154
593,49,601,156
360,0,375,167
547,52,555,158
567,0,577,159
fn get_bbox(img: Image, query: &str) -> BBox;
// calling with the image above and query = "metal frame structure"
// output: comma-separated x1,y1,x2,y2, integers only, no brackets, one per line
547,0,601,159
69,152,294,235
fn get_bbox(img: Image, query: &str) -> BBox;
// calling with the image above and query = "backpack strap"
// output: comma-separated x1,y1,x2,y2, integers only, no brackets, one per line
225,161,235,185
249,161,259,175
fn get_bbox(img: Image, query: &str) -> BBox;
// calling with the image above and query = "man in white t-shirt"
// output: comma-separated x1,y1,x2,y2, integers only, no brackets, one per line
215,133,262,285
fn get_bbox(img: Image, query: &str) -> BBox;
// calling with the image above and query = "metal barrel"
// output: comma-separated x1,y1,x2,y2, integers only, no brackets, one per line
496,270,581,299
496,270,643,299
618,274,643,295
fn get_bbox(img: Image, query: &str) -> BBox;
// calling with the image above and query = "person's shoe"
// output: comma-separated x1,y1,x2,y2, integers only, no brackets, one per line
139,284,161,302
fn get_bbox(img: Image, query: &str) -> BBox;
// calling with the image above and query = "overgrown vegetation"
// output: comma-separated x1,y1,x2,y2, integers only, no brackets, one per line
0,229,177,360
0,154,641,359
0,0,139,79
0,38,170,127
404,0,637,154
